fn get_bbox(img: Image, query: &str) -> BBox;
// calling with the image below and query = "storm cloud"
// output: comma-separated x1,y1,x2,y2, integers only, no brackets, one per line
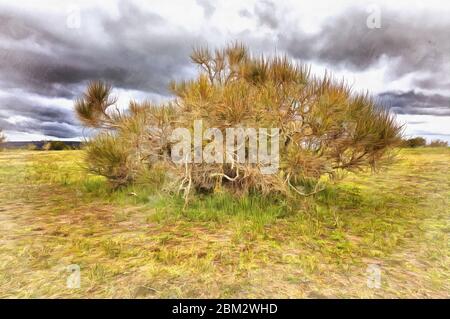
0,2,201,99
379,91,450,117
0,95,80,138
277,8,450,90
0,0,449,140
0,0,206,139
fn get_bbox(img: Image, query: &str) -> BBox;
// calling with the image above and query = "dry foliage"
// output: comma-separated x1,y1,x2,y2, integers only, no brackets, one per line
75,43,402,199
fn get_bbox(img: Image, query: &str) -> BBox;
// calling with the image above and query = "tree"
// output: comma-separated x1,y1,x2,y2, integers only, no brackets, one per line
428,139,448,147
75,43,402,198
402,137,426,148
42,141,71,151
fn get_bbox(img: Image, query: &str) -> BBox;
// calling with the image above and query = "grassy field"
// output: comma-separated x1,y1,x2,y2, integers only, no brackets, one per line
0,148,448,298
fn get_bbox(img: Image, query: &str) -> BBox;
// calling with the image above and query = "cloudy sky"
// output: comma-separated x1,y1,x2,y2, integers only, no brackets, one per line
0,0,449,141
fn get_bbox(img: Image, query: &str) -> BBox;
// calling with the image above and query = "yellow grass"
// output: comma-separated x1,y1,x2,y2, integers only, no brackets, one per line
0,148,448,298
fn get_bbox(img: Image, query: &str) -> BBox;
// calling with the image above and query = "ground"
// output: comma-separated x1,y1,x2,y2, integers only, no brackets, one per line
0,148,448,298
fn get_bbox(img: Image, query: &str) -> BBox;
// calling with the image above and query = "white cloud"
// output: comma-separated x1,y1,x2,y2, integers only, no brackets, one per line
397,114,450,142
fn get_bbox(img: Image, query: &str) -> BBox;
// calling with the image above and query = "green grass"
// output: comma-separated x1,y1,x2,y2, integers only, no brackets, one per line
0,148,448,298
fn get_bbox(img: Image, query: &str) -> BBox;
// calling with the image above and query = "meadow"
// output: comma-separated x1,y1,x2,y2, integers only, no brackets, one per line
0,148,448,298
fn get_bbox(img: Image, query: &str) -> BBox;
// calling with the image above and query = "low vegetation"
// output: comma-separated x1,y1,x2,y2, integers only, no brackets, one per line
0,148,448,297
75,43,402,199
428,139,448,148
2,43,446,299
402,137,427,148
402,137,448,148
42,141,73,151
2,141,80,151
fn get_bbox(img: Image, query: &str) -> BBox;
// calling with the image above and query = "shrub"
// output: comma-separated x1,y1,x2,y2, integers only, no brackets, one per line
75,43,402,200
428,139,448,147
76,87,176,187
43,141,71,151
84,133,134,187
27,143,39,151
170,44,401,197
402,137,427,148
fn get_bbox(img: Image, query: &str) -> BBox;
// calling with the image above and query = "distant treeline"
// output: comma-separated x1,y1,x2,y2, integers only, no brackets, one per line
401,137,448,148
2,138,447,150
2,141,83,150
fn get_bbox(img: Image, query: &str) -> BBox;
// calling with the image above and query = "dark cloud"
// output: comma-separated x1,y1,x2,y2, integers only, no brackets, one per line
0,1,202,99
378,90,450,116
0,0,208,139
0,117,81,139
254,0,279,29
0,95,81,138
0,96,75,125
412,77,450,91
0,1,449,140
278,8,450,89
